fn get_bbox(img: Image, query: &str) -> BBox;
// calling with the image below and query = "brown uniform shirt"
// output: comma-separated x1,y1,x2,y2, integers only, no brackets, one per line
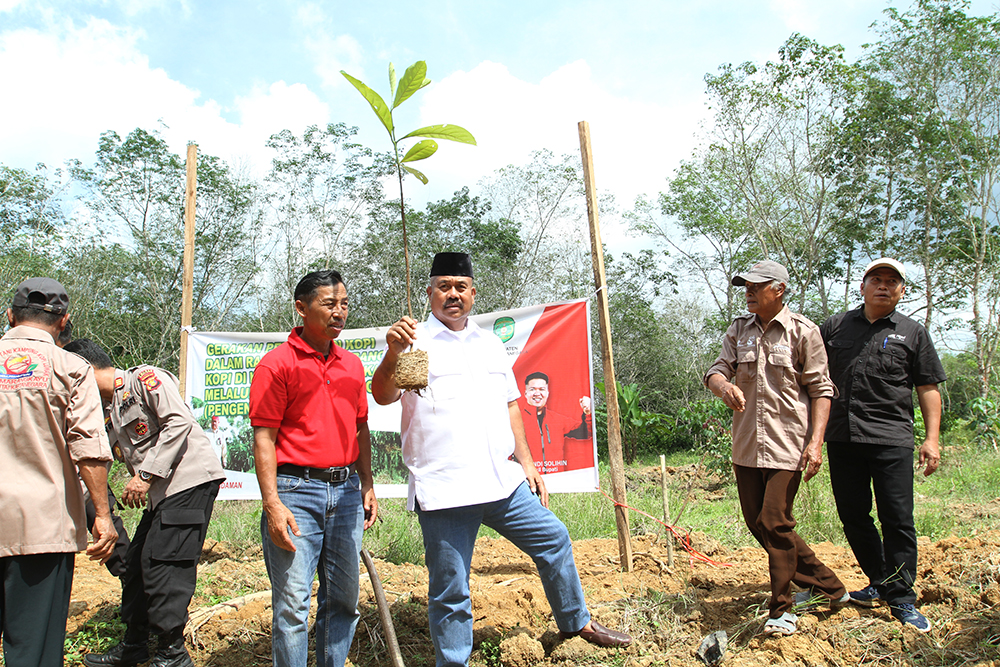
704,306,836,471
0,325,112,557
106,365,225,509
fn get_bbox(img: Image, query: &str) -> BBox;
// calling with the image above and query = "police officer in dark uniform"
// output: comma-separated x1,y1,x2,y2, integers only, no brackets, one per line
66,339,225,667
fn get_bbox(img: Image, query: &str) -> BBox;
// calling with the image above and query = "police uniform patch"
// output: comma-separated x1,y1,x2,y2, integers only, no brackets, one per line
119,394,137,415
135,422,149,436
114,376,125,390
138,368,161,391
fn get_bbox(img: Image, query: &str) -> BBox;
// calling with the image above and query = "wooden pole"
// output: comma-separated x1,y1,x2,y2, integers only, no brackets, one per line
660,454,674,568
578,121,632,572
178,143,197,400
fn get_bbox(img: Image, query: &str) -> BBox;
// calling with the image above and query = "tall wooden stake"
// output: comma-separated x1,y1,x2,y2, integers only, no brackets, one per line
660,454,674,568
178,143,197,400
578,121,632,572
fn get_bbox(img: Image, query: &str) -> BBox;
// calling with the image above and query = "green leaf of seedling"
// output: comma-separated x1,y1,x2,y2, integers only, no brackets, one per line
402,139,438,163
401,124,477,145
402,164,429,184
393,61,428,109
341,70,394,136
389,62,398,99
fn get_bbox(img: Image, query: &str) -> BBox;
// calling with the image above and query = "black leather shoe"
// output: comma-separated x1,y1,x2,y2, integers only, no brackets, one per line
560,620,632,647
82,642,150,667
148,634,194,667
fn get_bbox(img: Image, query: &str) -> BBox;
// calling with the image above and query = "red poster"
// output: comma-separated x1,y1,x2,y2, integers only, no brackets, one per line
512,301,595,474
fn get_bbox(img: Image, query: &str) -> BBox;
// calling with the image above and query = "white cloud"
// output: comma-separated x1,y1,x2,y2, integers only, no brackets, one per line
415,60,704,217
295,2,364,90
0,16,330,177
110,0,193,18
0,0,27,12
767,0,817,35
0,18,184,167
229,81,330,167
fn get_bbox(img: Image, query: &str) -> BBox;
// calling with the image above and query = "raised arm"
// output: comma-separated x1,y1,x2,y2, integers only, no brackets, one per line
370,316,418,405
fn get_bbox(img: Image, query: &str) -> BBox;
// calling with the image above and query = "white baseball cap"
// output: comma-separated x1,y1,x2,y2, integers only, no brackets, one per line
863,257,906,281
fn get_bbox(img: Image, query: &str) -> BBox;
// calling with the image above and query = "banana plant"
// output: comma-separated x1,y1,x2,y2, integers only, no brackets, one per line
341,61,476,318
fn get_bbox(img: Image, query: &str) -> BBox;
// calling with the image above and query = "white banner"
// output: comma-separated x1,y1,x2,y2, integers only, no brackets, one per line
185,300,598,500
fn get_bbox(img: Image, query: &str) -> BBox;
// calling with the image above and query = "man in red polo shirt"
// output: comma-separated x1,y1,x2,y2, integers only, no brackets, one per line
249,269,377,667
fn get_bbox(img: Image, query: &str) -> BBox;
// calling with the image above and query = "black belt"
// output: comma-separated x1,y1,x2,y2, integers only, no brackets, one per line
277,463,356,483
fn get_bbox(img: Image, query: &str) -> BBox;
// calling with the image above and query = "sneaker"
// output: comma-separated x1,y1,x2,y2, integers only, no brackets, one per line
793,589,851,612
849,585,882,608
890,603,931,633
763,611,797,636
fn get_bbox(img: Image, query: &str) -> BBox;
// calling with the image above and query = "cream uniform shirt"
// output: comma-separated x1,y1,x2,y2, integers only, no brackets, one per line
106,366,225,509
0,326,112,556
400,314,526,511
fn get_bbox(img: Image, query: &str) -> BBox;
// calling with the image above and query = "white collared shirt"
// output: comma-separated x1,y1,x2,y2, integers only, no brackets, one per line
400,314,525,511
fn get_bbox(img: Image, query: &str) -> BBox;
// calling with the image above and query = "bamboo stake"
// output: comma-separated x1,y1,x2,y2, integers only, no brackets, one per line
660,454,674,568
578,121,632,572
178,143,197,399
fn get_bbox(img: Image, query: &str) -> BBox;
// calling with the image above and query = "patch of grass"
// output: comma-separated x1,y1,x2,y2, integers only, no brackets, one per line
795,466,847,546
63,604,126,665
364,498,424,565
193,572,256,606
478,637,501,667
206,499,262,549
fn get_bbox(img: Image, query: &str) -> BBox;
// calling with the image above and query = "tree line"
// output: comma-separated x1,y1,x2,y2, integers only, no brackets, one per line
2,0,997,454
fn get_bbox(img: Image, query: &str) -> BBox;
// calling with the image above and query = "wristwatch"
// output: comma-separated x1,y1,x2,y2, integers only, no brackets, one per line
138,470,153,482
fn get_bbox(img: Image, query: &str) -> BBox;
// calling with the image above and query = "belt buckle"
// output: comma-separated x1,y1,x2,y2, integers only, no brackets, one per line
331,466,348,483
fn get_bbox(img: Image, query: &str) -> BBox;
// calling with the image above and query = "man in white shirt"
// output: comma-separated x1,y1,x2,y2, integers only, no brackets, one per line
371,252,630,667
209,416,228,467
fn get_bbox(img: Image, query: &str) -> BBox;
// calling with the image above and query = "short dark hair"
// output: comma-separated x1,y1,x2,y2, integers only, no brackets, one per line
525,371,549,386
10,305,64,328
64,338,114,370
294,269,345,303
57,319,73,347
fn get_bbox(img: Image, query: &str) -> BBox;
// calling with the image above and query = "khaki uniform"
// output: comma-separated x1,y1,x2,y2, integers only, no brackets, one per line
0,325,112,557
1,325,113,667
105,365,225,642
703,305,836,470
106,366,224,508
704,305,845,618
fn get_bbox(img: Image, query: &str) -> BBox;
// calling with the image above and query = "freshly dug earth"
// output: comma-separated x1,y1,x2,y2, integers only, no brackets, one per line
65,530,1000,666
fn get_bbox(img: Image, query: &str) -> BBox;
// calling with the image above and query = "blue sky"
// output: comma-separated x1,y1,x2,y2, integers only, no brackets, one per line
2,0,997,226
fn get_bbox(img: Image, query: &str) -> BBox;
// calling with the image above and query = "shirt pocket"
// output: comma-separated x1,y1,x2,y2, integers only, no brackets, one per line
826,339,853,376
121,403,160,447
735,348,757,387
869,344,908,382
427,355,465,401
767,351,795,389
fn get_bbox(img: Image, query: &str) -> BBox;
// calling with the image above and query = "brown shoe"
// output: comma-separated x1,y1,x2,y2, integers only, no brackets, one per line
560,620,632,647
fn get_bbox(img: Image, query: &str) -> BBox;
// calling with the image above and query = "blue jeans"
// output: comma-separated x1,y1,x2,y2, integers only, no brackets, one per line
262,473,364,667
416,481,590,667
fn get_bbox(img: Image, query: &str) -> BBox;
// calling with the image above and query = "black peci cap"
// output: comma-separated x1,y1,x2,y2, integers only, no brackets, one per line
430,252,474,278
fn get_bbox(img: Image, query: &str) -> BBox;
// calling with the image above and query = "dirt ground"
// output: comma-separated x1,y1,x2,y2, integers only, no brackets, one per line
64,520,1000,667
